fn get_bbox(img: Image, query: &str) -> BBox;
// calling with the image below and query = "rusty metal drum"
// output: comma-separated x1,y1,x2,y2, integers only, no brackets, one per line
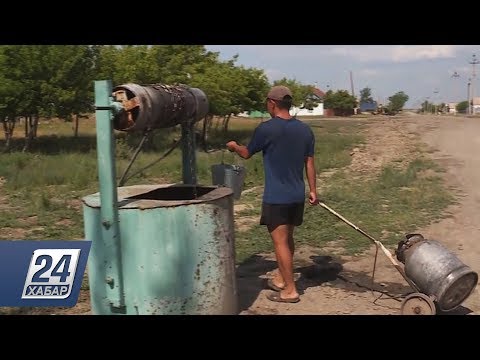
83,184,238,315
111,83,208,132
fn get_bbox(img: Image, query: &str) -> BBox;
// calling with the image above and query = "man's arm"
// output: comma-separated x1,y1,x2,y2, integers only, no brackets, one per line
305,126,318,205
305,156,318,204
226,141,251,159
226,125,266,159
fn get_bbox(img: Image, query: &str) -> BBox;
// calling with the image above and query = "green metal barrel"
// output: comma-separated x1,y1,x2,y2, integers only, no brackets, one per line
82,184,238,315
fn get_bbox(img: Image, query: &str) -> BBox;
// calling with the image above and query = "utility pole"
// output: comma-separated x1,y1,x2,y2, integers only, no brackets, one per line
451,71,460,105
350,71,357,114
433,89,439,115
350,71,355,97
468,78,472,115
469,54,479,114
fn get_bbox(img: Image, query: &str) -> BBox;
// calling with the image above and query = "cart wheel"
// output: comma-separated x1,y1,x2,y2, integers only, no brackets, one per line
400,293,436,315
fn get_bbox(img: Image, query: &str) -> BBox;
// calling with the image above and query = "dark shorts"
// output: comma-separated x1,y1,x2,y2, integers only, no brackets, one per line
260,202,305,227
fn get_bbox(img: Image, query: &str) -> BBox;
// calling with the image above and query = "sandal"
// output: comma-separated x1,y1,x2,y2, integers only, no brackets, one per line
267,279,285,292
266,291,300,303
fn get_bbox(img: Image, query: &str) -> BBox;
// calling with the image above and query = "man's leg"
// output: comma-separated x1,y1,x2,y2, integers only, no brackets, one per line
268,224,299,300
288,224,295,256
271,224,296,286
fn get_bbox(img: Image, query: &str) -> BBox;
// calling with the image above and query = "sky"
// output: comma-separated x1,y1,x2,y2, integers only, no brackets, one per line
205,45,480,109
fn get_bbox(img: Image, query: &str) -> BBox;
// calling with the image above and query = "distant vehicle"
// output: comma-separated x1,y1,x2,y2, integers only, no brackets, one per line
360,101,398,116
359,101,377,113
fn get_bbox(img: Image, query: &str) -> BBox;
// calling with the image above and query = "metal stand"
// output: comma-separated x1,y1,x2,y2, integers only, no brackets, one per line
94,80,125,308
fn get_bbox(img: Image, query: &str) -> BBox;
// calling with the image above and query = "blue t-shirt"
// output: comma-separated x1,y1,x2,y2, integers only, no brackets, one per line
247,117,315,204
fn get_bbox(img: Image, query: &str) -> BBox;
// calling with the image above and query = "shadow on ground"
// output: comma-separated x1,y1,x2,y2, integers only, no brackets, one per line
235,253,471,315
438,305,473,315
236,254,345,312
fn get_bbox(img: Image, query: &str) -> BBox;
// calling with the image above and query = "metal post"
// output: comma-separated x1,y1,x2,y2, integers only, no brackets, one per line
433,89,439,115
451,71,460,115
468,79,472,115
94,80,125,308
181,119,197,185
469,54,479,115
451,71,460,101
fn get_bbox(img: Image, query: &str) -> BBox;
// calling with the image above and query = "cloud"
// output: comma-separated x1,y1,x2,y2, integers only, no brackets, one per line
391,46,457,62
328,45,468,63
208,45,480,68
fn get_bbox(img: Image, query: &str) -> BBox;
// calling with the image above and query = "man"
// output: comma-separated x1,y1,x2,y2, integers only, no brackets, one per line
226,85,319,303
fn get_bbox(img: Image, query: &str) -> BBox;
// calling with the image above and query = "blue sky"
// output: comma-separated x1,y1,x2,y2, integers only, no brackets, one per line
205,45,480,108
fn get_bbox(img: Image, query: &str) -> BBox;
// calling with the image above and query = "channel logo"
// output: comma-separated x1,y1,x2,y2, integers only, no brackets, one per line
0,240,91,307
22,249,81,299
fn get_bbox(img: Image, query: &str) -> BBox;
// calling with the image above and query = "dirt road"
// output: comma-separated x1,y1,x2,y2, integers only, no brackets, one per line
418,115,480,313
239,114,480,315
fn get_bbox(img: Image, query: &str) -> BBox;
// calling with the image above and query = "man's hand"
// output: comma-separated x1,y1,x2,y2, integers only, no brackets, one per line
226,141,238,152
308,191,320,205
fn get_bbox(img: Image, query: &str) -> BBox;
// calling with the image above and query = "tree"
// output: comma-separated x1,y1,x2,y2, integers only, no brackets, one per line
386,91,409,113
323,90,356,116
0,45,54,151
456,101,469,113
186,52,269,147
0,45,102,150
151,45,218,85
48,45,99,136
0,49,23,151
95,45,122,83
422,100,433,114
223,65,269,132
272,78,319,110
359,87,374,103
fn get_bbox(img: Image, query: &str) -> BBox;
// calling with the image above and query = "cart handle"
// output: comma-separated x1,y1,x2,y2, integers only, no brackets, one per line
319,201,420,292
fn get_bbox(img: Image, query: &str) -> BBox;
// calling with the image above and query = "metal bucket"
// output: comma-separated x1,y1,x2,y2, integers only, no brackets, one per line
399,236,478,312
211,152,246,200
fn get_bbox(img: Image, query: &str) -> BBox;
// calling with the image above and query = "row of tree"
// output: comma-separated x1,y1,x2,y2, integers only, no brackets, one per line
317,86,409,116
0,45,321,151
358,87,409,114
421,100,471,114
0,45,410,151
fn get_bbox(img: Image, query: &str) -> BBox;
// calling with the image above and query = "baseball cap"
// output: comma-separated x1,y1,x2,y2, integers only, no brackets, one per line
267,86,292,101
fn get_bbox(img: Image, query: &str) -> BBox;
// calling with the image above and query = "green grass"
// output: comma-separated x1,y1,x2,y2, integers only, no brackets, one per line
0,118,455,267
0,119,267,240
235,157,455,262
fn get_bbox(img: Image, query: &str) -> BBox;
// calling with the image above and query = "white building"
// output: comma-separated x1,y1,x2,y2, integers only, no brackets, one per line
447,102,458,114
290,88,326,117
291,102,324,116
473,97,480,114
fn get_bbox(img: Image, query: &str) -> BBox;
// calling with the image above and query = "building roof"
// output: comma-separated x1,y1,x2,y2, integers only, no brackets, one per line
312,88,326,98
